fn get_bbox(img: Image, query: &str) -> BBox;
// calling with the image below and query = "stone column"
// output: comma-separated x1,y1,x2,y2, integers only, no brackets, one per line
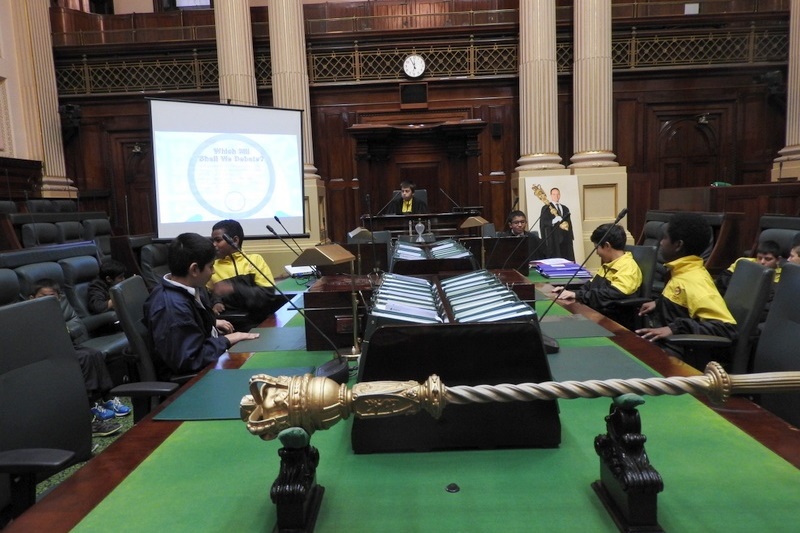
214,0,258,106
268,0,318,179
18,0,76,196
570,0,618,167
516,0,563,171
269,0,326,245
772,3,800,181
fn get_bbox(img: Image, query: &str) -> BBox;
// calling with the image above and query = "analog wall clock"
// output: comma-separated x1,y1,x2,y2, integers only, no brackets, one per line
403,54,426,79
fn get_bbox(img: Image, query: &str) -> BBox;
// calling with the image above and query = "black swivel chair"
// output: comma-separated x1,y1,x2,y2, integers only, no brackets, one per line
752,262,800,428
139,242,169,290
665,259,774,372
605,244,659,330
109,275,182,421
0,298,91,526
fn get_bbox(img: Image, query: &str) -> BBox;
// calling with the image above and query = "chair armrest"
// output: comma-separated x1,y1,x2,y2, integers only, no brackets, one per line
608,297,651,309
0,448,75,475
664,334,732,348
111,381,179,399
172,373,197,385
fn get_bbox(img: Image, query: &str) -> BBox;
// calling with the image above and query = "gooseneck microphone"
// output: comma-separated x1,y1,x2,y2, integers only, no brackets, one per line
439,187,461,211
221,234,348,383
495,212,543,270
375,191,400,216
538,208,629,321
267,225,321,279
273,216,305,256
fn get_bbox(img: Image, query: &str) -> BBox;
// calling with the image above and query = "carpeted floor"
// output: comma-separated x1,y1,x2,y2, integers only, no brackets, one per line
36,397,135,498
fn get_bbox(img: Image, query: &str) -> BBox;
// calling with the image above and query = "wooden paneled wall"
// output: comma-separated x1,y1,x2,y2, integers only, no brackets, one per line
58,67,786,242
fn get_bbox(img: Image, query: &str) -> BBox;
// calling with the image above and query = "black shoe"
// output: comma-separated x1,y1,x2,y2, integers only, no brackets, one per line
92,417,122,437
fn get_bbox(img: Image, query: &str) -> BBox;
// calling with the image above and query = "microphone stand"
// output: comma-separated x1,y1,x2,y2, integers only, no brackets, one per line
375,192,400,216
274,216,305,256
365,193,382,280
221,234,349,383
496,213,543,270
267,225,320,279
439,187,461,211
539,209,629,321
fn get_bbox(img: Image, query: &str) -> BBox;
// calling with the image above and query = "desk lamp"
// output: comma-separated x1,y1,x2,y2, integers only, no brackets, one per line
460,215,490,269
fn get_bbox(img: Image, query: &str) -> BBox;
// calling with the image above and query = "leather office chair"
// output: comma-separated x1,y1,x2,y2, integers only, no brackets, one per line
109,275,180,422
747,215,800,258
55,221,84,243
82,218,114,262
390,188,428,211
665,259,774,372
0,268,20,306
58,256,129,361
752,262,800,427
605,244,658,330
24,199,55,213
0,297,91,526
20,223,59,248
50,200,78,213
139,243,169,290
0,201,17,214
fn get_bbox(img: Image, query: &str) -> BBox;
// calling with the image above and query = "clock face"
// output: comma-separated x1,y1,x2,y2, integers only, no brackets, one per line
403,55,426,78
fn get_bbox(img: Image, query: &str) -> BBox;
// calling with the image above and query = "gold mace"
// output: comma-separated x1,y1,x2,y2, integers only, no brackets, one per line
531,183,569,231
240,362,800,441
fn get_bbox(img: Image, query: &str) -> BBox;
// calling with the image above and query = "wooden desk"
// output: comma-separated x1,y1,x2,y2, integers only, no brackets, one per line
361,211,480,239
7,292,800,532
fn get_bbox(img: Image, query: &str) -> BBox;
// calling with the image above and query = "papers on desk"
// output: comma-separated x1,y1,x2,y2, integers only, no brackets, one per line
284,264,316,278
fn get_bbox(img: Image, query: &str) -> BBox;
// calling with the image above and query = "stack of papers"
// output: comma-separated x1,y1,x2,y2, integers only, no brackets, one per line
533,258,592,279
284,264,316,278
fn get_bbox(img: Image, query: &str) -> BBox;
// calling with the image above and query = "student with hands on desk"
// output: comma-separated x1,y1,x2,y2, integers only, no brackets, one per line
144,232,259,380
634,213,737,354
551,223,641,311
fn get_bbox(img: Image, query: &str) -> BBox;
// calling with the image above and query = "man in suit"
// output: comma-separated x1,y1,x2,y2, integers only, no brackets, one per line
388,180,428,215
539,187,575,261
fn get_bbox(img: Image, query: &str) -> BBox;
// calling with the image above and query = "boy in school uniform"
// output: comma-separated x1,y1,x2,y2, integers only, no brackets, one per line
144,232,259,380
636,212,737,359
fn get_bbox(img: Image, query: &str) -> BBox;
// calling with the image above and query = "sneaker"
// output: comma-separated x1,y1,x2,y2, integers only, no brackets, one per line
102,397,131,417
91,402,115,421
91,418,121,437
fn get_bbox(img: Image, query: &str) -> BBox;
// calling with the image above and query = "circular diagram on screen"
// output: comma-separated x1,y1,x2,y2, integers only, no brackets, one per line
187,133,276,218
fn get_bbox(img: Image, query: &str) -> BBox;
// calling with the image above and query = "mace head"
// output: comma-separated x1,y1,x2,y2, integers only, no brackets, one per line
240,373,350,441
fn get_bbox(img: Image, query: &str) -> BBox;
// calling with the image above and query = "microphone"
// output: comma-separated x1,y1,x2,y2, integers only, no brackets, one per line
511,196,519,211
539,208,629,321
439,187,461,211
221,234,349,383
273,216,305,257
375,191,400,216
365,193,371,213
266,225,320,278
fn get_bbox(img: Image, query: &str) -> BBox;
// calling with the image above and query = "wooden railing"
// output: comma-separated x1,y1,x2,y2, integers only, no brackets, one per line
51,1,790,47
